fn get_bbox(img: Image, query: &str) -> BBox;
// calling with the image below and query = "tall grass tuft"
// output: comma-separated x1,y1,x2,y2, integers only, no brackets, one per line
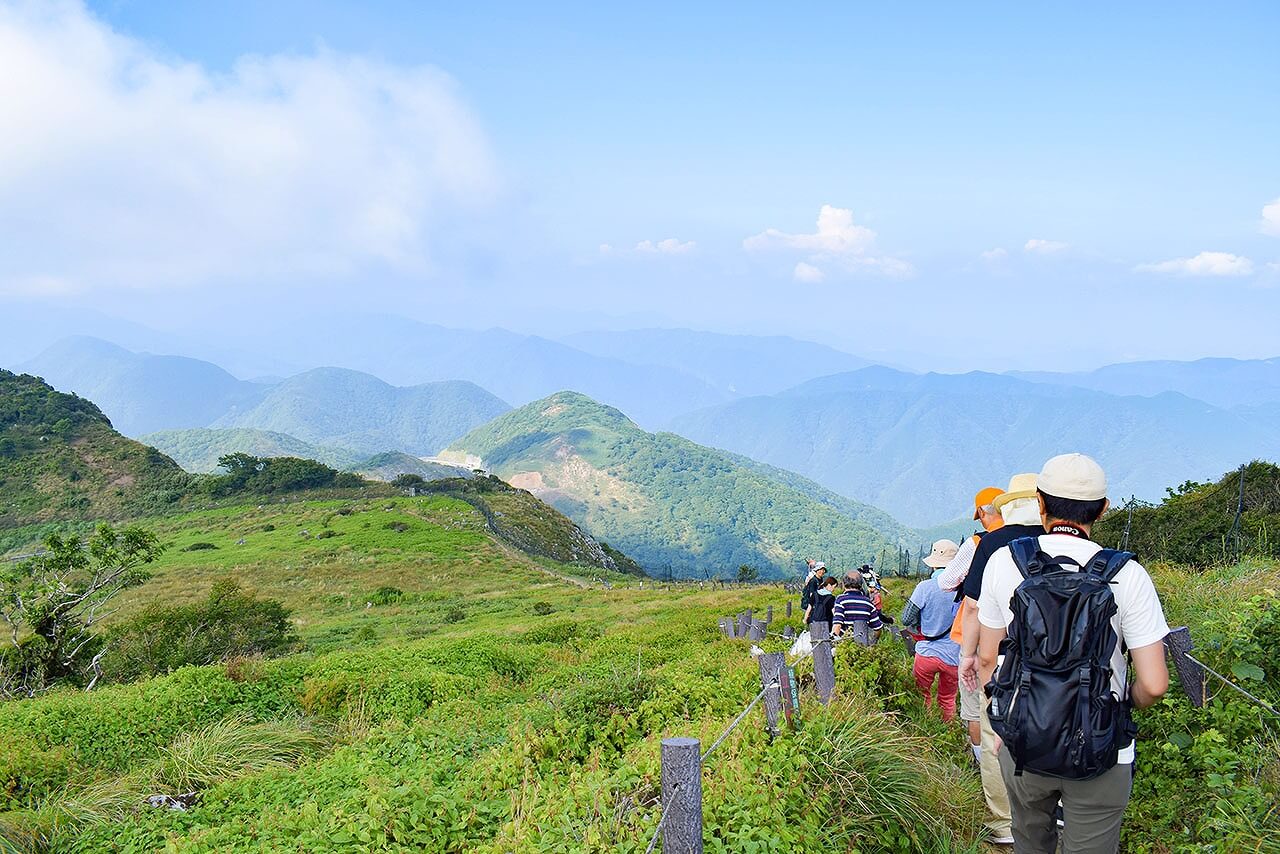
155,714,324,792
798,695,986,852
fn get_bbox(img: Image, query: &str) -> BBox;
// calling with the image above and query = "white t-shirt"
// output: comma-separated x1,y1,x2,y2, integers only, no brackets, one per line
977,533,1170,764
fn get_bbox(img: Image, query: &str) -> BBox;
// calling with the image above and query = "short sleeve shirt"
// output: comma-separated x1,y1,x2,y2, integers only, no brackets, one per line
909,577,961,665
977,533,1170,764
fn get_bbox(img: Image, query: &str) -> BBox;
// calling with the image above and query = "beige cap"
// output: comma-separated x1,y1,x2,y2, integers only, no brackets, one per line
923,539,960,568
992,473,1038,509
1039,453,1107,501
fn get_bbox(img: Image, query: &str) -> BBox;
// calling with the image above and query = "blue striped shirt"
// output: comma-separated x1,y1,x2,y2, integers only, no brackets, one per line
833,591,882,631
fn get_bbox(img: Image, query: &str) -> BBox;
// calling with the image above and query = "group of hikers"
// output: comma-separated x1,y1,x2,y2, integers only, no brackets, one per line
799,453,1170,853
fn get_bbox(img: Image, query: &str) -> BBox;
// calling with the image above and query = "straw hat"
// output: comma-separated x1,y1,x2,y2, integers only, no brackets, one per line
992,473,1038,509
923,539,960,568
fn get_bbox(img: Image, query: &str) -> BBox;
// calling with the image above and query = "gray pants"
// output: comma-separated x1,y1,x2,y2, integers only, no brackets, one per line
997,747,1133,853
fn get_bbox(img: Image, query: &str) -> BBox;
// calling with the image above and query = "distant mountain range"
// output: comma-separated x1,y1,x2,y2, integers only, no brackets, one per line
1011,356,1280,409
140,428,367,473
17,337,269,436
20,339,510,456
211,367,509,456
670,366,1280,527
443,391,913,578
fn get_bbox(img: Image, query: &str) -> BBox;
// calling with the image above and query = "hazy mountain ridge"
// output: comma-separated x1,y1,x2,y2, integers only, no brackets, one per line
214,367,510,457
1010,356,1280,409
141,427,368,473
18,337,270,436
446,391,912,578
671,366,1280,526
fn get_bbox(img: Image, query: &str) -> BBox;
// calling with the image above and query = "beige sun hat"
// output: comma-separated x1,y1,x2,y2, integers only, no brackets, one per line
923,539,960,568
992,472,1038,509
1039,453,1107,501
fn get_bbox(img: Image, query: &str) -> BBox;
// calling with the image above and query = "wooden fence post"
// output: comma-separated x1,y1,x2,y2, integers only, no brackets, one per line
782,626,795,642
660,737,703,853
811,621,835,704
1164,626,1207,707
749,620,766,641
765,605,773,625
717,618,734,639
786,600,792,618
737,609,753,638
758,652,785,736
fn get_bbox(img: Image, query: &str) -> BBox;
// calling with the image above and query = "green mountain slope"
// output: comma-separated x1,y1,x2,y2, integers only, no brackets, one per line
0,371,191,528
214,367,510,456
444,391,910,578
141,427,367,473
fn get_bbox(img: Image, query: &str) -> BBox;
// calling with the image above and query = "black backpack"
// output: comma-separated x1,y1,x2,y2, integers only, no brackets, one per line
985,537,1138,780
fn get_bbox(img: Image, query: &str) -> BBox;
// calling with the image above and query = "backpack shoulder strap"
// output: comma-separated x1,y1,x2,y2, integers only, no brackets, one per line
1084,548,1134,583
1008,537,1044,578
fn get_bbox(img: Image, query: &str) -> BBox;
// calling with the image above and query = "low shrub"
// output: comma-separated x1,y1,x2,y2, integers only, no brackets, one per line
532,601,553,616
182,541,218,552
368,586,405,606
104,581,298,683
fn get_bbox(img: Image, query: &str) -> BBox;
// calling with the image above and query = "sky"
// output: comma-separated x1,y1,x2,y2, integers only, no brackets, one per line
1,0,1278,371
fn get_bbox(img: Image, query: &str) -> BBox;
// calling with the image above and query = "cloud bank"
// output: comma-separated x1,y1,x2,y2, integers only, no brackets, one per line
0,0,498,295
1136,251,1254,277
744,205,911,278
1024,239,1069,254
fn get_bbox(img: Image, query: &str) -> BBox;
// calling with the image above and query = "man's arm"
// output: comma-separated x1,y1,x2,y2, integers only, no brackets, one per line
957,597,982,690
937,537,977,592
900,600,922,632
977,622,1006,687
1128,641,1169,709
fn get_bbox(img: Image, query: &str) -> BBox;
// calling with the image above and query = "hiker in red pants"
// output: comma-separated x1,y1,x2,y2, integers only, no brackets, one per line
901,539,961,720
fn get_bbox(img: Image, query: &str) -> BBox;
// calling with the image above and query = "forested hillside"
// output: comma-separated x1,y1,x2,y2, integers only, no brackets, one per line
0,371,191,528
214,368,510,456
446,391,910,577
141,428,366,473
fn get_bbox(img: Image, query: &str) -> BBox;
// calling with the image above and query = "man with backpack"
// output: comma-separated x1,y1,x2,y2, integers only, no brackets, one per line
976,453,1169,853
800,561,826,613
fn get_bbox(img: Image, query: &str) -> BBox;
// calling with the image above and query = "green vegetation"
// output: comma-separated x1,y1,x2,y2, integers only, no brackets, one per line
447,391,910,578
202,453,364,497
1095,460,1280,566
349,451,472,483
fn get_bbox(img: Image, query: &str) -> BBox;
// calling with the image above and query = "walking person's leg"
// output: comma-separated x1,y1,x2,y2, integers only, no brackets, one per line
979,702,1014,842
937,662,959,722
912,654,936,710
997,746,1060,851
1057,762,1132,854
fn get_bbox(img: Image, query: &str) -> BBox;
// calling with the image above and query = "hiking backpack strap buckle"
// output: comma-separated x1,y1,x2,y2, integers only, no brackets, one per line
1088,548,1135,583
1008,537,1043,578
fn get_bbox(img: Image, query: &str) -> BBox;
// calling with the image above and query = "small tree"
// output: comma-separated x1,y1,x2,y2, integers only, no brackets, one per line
0,524,162,696
736,564,760,583
391,473,428,492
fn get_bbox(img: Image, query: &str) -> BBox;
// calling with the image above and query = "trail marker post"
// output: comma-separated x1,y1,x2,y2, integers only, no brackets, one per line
660,737,703,853
785,600,792,618
758,652,785,737
1165,626,1207,707
811,621,835,704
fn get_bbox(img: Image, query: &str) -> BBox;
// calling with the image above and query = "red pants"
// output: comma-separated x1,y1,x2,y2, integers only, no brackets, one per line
913,654,958,721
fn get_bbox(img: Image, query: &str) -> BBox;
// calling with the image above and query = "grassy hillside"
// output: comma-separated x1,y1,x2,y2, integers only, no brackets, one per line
671,366,1280,526
18,337,269,436
445,391,910,578
0,371,192,528
214,368,510,456
141,428,367,473
0,493,1275,852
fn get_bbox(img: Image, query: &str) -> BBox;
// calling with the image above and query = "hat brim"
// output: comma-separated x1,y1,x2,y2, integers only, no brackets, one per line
992,489,1038,510
972,508,981,520
922,554,954,568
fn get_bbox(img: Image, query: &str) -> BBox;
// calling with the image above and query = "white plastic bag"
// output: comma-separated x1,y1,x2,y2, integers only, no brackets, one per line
789,630,813,658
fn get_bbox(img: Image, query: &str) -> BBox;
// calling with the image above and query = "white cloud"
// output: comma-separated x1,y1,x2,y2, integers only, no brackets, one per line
0,1,498,295
980,247,1008,261
1135,251,1254,277
793,261,825,282
744,204,912,277
1024,239,1069,254
1262,197,1280,237
635,238,695,255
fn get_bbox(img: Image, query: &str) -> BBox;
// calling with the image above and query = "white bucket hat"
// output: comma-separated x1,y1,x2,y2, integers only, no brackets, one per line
923,539,960,568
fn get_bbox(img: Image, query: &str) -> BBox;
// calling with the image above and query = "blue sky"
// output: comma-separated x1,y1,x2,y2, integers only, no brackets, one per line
2,1,1278,370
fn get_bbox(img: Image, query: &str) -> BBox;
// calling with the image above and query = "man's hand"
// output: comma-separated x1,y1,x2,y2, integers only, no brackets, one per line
959,653,979,692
